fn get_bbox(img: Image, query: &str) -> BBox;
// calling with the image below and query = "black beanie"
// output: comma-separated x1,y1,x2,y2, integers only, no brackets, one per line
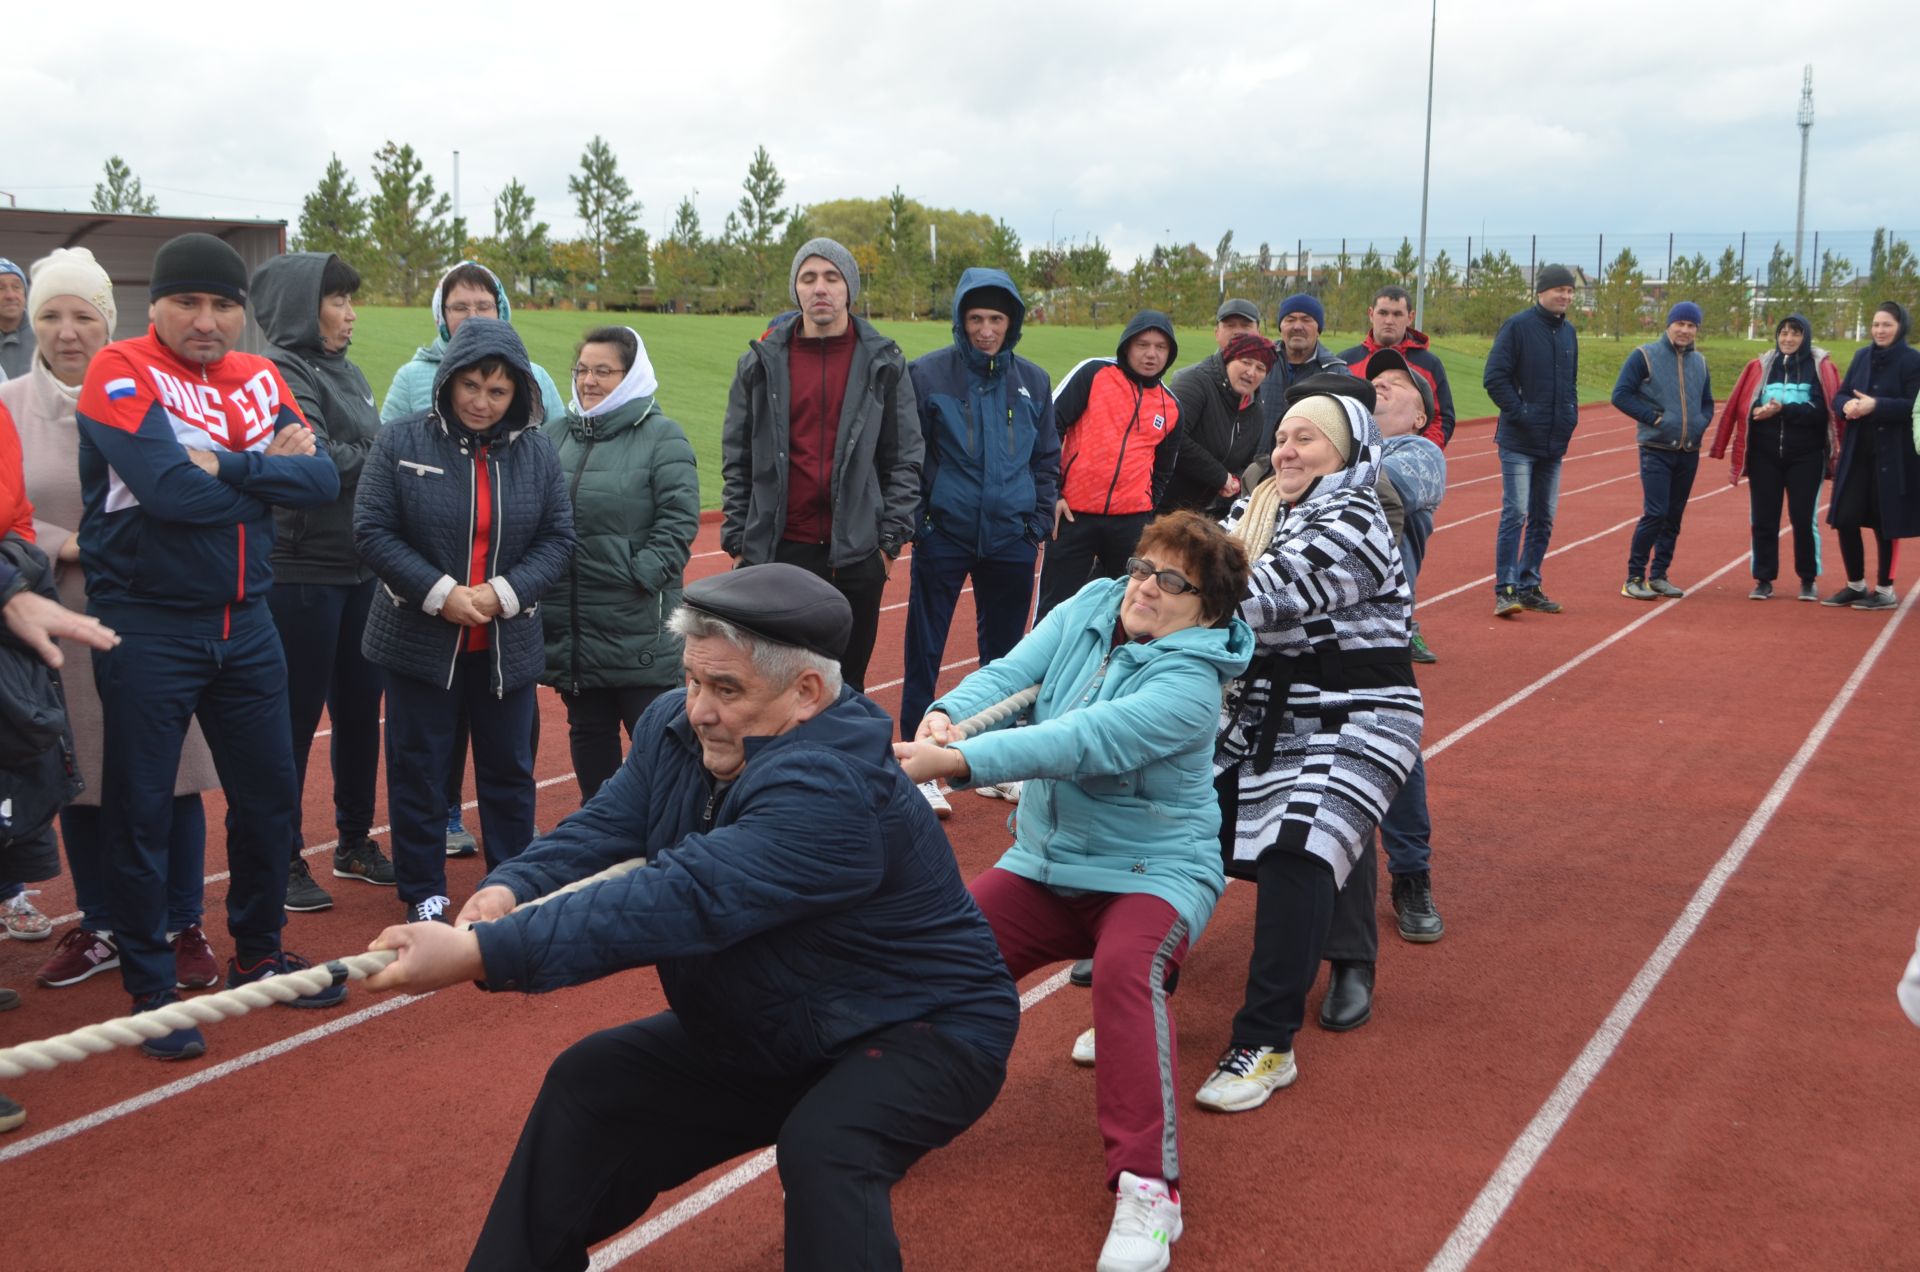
961,285,1019,318
151,233,250,304
1534,264,1576,293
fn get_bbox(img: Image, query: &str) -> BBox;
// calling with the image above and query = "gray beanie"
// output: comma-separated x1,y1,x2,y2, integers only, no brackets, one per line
790,238,861,306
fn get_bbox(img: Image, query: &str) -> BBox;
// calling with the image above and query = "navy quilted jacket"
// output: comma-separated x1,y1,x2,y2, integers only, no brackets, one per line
1483,304,1581,458
354,319,573,692
473,687,1020,1076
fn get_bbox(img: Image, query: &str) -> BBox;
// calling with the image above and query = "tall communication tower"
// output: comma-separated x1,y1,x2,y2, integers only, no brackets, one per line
1794,66,1813,283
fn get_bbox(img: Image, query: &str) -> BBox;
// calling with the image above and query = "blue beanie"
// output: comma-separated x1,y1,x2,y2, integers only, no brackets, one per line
1667,301,1703,326
1277,293,1325,329
0,258,24,286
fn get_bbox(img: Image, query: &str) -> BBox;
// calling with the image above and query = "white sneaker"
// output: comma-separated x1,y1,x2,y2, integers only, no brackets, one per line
1071,1027,1096,1067
976,780,1022,803
1098,1171,1182,1272
1193,1044,1296,1112
918,780,952,820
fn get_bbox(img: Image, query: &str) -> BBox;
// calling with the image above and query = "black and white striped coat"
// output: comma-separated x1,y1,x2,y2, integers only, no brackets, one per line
1215,399,1424,888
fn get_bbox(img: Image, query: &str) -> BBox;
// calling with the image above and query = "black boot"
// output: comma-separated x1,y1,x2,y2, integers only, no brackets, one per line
1069,958,1094,988
1391,871,1445,943
1318,961,1374,1031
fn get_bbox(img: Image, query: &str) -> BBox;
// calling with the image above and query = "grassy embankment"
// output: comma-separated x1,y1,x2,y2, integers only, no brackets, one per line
348,306,1779,510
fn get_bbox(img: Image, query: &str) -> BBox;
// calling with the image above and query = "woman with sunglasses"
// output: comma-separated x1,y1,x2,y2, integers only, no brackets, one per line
1195,385,1423,1115
896,510,1251,1272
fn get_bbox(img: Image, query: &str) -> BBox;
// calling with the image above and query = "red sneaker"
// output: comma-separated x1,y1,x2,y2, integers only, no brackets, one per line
173,925,219,990
36,927,121,988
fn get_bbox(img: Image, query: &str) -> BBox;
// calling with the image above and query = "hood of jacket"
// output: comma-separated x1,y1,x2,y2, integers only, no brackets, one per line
1291,392,1386,511
251,252,337,355
430,260,514,345
950,267,1026,372
431,317,544,438
1116,309,1178,387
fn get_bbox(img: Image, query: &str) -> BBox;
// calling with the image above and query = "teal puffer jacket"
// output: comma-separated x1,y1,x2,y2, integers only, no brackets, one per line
932,575,1253,941
540,394,700,691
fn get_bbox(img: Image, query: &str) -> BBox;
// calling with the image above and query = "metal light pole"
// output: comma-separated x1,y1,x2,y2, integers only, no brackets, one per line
1413,0,1438,328
1794,66,1814,283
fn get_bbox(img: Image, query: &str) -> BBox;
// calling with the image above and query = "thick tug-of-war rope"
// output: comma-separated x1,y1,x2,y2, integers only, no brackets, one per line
0,688,1042,1082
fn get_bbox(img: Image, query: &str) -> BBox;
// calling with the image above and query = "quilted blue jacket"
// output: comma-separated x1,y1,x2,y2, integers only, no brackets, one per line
473,687,1020,1075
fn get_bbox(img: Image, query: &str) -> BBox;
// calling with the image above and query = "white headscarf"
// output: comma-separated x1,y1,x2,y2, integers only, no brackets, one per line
569,326,658,418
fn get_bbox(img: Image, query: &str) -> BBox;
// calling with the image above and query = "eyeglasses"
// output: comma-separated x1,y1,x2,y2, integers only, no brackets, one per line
1125,557,1198,595
573,364,625,380
445,302,498,317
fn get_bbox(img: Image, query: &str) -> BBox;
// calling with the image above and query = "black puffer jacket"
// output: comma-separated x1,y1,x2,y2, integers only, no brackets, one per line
1162,350,1266,514
354,319,573,693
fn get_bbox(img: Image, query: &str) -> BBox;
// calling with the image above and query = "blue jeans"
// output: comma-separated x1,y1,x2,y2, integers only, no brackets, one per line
1626,447,1701,580
900,532,1038,739
1378,754,1431,875
92,613,298,997
1495,450,1563,592
1400,506,1434,634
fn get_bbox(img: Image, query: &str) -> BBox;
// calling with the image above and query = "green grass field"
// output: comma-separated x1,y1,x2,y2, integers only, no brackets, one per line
347,306,1781,509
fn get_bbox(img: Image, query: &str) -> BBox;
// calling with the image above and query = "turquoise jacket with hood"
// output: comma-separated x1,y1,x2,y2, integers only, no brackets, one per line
380,262,566,426
932,575,1253,941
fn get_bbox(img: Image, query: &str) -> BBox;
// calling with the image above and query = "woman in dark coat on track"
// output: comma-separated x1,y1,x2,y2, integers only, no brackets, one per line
1825,301,1920,611
541,327,699,803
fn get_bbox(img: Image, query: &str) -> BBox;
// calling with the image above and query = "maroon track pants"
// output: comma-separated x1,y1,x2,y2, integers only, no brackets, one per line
968,867,1190,1188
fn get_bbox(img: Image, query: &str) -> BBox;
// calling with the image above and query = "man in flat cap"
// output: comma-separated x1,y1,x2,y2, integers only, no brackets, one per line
1483,264,1581,617
719,237,923,692
365,562,1018,1272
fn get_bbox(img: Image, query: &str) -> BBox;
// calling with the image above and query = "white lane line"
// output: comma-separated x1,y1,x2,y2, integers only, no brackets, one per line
1431,472,1638,533
1447,443,1639,490
1442,422,1634,462
0,992,427,1164
588,967,1078,1268
1415,484,1736,612
1425,583,1918,1272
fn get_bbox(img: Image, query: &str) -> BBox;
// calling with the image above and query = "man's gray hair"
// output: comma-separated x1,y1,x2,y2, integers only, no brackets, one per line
669,606,845,698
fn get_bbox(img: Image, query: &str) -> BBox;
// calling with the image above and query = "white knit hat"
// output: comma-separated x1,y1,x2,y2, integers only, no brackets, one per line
29,247,117,333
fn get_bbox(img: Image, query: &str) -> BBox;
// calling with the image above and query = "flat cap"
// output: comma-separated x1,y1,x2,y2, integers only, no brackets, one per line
681,563,852,662
1216,298,1261,324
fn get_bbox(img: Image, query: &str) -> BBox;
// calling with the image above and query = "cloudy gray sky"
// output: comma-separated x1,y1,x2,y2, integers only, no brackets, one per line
7,0,1917,266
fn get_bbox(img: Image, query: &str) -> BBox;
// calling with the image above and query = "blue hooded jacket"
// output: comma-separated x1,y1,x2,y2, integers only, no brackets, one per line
1483,302,1581,458
907,268,1060,554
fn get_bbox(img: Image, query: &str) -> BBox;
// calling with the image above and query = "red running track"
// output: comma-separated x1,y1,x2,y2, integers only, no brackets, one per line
3,404,1916,1270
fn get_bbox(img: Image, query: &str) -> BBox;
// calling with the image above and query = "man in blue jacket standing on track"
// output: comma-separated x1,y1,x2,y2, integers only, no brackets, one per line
1611,301,1715,601
900,268,1058,816
365,562,1019,1272
1483,264,1581,618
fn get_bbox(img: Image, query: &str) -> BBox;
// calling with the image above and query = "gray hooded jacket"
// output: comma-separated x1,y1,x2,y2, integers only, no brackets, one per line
252,252,382,584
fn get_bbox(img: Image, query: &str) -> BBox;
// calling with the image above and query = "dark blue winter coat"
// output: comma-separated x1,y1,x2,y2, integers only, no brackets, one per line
1830,303,1920,540
1484,303,1581,458
472,686,1021,1076
908,268,1059,554
354,319,573,693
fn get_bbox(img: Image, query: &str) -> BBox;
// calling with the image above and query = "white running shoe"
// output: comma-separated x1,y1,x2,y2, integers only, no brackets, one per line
918,780,952,820
976,780,1022,803
1193,1044,1296,1112
1097,1171,1182,1272
1071,1027,1096,1067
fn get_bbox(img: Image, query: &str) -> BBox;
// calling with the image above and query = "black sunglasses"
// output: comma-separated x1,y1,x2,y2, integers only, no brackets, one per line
1125,557,1199,595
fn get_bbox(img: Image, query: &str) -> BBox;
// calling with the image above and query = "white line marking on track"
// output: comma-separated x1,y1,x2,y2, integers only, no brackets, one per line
0,992,427,1164
1446,443,1639,490
588,967,1078,1267
1425,584,1917,1272
1431,472,1638,533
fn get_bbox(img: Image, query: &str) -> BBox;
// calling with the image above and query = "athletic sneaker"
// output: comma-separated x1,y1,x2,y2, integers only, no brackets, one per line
1853,588,1897,611
1194,1044,1297,1112
1518,586,1562,613
1748,581,1773,600
1098,1171,1183,1272
1493,587,1522,618
1071,1027,1097,1067
1821,585,1867,607
284,857,334,912
172,924,219,990
917,781,952,820
226,950,348,1009
1,891,52,941
1391,871,1444,943
1798,581,1819,602
133,990,207,1061
1649,577,1685,598
445,813,478,858
1409,632,1437,664
37,927,120,987
0,1093,23,1133
976,780,1023,803
333,836,397,886
409,895,454,926
1622,577,1658,601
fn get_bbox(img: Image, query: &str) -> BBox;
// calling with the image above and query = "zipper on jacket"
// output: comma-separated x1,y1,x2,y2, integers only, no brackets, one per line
446,417,474,692
489,444,505,699
1101,387,1148,515
564,432,599,696
1674,348,1690,449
